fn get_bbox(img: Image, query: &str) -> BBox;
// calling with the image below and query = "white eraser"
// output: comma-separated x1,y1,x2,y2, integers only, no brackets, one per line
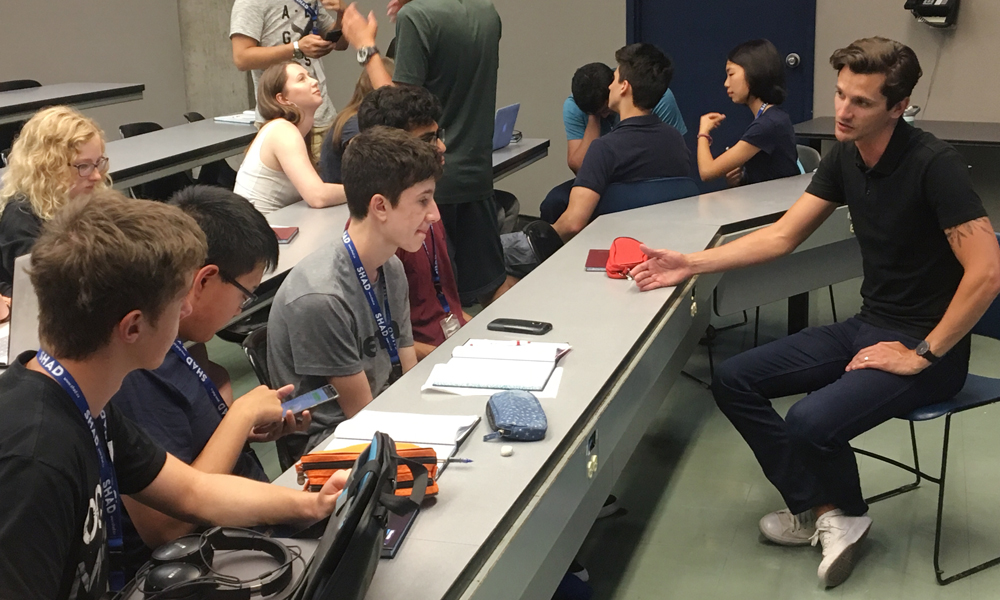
500,445,514,457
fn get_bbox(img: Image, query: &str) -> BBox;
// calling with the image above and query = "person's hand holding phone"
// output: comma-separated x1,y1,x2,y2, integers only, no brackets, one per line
298,34,336,58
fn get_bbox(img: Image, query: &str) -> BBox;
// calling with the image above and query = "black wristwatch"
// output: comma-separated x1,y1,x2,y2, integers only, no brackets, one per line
915,340,940,363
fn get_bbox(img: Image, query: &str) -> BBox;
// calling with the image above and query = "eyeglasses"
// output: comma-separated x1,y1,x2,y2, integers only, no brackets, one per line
69,156,110,177
223,275,259,310
418,128,445,145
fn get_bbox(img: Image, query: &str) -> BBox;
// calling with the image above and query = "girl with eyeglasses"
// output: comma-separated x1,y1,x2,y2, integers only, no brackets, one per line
0,106,110,320
235,61,348,215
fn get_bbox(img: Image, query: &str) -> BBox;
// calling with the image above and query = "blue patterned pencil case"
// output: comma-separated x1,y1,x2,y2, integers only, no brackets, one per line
483,390,547,441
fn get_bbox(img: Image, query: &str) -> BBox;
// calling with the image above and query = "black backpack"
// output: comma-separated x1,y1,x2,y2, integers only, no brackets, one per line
293,432,428,600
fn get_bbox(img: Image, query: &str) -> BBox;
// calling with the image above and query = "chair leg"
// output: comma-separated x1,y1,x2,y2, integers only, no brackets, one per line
753,307,760,347
828,285,838,323
933,414,1000,584
857,421,928,504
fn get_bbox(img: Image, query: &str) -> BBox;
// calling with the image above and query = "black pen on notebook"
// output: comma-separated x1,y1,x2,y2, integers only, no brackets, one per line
439,457,474,464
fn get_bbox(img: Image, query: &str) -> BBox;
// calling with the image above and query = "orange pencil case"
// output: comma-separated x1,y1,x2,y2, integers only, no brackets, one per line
295,443,439,497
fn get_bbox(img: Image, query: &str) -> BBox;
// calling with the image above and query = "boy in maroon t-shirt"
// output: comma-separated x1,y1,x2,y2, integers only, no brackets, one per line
355,85,472,359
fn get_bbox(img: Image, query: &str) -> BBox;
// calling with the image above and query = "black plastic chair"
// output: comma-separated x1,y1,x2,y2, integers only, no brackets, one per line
119,121,195,201
0,79,42,160
242,326,301,471
241,325,271,389
853,233,1000,585
183,112,238,190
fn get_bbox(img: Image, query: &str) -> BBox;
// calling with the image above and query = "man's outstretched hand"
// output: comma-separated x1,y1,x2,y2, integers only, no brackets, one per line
629,244,693,291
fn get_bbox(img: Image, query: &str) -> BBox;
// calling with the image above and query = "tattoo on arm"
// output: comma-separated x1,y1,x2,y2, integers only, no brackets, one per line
945,217,993,250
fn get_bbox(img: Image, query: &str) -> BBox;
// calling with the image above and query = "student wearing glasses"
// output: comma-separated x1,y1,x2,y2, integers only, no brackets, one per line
0,106,110,321
109,185,311,577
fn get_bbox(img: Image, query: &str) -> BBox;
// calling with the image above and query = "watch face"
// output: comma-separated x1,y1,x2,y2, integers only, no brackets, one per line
916,340,929,355
357,48,369,63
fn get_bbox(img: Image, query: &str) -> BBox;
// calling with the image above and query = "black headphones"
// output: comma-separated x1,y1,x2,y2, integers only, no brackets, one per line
138,527,293,600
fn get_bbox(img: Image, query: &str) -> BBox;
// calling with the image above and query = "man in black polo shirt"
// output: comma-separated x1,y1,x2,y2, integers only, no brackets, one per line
552,43,690,242
629,37,1000,587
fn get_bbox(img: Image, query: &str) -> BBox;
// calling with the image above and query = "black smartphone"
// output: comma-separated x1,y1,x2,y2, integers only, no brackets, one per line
486,318,553,336
280,384,339,416
382,508,418,558
324,29,343,42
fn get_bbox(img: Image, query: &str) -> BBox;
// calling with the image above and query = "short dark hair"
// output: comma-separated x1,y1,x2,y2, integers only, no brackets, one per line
614,44,674,111
357,85,443,132
341,126,443,220
30,189,206,359
168,185,279,279
830,37,922,109
571,63,615,115
728,39,787,105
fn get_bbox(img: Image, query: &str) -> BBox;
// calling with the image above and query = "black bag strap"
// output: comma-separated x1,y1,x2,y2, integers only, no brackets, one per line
378,454,428,515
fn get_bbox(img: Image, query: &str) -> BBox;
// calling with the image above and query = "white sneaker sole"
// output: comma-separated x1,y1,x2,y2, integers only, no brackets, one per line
819,519,872,588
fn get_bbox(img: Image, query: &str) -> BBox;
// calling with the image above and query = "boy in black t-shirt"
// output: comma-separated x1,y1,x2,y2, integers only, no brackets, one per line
630,38,1000,587
0,190,346,600
552,43,691,242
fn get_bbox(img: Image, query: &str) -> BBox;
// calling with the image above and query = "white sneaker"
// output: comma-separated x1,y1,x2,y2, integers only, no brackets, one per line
811,509,872,588
759,509,816,546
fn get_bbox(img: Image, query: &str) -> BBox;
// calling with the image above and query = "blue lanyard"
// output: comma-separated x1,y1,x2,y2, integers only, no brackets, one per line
421,224,451,315
293,0,320,34
342,230,403,379
755,103,770,119
35,350,125,592
169,340,228,419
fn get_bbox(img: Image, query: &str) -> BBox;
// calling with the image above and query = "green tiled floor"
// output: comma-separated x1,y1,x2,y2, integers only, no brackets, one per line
577,279,1000,598
206,278,1000,597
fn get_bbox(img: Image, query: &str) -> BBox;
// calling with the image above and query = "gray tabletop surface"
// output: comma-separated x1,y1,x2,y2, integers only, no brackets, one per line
105,120,258,187
0,82,144,125
269,173,818,599
794,116,1000,146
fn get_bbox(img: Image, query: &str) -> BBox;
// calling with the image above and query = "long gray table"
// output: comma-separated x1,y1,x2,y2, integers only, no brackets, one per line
492,138,549,182
795,116,1000,148
0,82,144,125
258,173,861,599
106,120,258,190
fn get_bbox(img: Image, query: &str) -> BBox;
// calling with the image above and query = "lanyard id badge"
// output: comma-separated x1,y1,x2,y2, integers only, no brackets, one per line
343,230,403,381
35,349,126,591
170,340,228,419
293,0,321,34
422,224,460,340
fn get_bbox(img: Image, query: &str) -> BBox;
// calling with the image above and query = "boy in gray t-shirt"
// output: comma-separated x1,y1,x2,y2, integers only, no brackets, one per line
268,126,444,456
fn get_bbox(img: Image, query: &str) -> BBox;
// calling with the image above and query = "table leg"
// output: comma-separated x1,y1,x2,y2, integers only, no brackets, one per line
788,292,809,335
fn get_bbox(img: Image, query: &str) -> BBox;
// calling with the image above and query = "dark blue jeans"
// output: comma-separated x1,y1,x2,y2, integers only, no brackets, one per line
712,317,970,516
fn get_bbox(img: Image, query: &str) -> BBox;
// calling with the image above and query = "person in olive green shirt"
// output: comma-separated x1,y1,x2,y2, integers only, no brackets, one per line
334,0,515,306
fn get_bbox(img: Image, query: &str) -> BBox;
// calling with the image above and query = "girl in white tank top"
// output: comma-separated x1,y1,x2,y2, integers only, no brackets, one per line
235,62,346,215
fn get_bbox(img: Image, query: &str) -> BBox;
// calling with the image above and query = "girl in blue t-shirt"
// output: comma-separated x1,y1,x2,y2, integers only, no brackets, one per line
696,39,801,186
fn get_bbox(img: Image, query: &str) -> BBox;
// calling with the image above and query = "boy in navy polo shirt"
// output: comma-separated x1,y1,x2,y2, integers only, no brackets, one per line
552,43,691,242
110,185,310,576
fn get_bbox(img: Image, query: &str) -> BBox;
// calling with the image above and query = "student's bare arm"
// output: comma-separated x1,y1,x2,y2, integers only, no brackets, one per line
131,454,345,527
552,186,601,242
124,385,295,547
567,116,602,174
697,140,761,182
847,217,1000,375
268,121,347,208
399,345,417,372
328,372,375,418
631,192,838,291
